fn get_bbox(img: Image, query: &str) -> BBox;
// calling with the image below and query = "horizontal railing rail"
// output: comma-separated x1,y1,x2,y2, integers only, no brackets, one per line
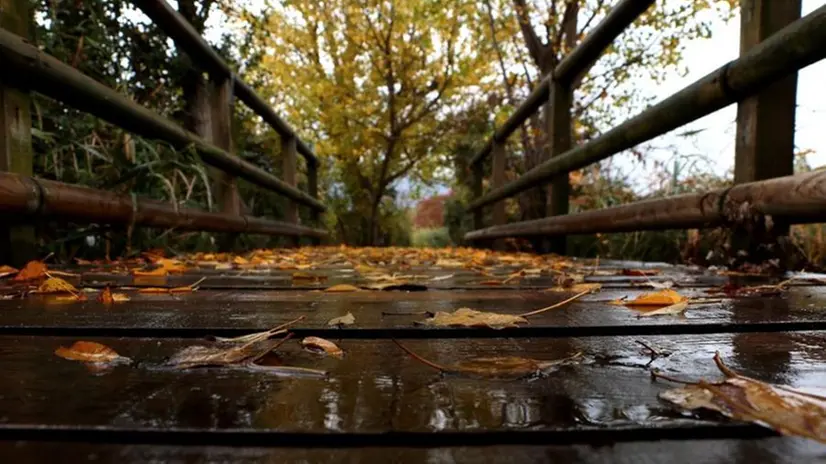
464,0,822,254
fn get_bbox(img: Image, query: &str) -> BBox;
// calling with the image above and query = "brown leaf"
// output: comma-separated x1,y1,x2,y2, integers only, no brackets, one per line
324,284,361,293
98,286,130,304
14,260,47,281
0,265,18,278
394,340,582,379
417,308,527,329
637,300,688,317
658,353,826,443
615,289,687,308
168,333,294,369
55,341,130,364
327,312,356,327
302,336,344,358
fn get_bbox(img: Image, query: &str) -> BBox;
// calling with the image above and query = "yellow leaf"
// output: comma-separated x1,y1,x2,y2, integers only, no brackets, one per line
637,301,688,317
620,289,687,307
34,277,79,294
55,341,129,363
417,308,527,329
301,336,344,358
324,284,361,293
14,260,47,281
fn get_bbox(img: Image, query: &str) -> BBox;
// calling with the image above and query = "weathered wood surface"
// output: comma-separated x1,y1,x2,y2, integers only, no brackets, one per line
3,438,826,464
1,333,825,437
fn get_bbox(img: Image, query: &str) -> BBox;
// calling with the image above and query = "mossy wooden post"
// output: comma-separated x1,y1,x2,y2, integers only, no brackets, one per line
544,78,573,256
0,0,35,266
210,77,240,249
281,135,299,247
733,0,800,261
491,140,506,251
307,159,320,245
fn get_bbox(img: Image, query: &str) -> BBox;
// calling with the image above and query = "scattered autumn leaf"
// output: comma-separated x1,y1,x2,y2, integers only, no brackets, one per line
55,341,130,364
327,312,356,327
706,279,793,298
324,284,361,293
97,286,130,304
302,336,344,358
394,340,582,379
637,300,689,317
615,289,687,308
544,283,602,293
292,271,326,283
417,308,527,329
168,333,294,369
208,317,305,345
33,277,79,294
658,352,826,443
621,269,660,276
13,260,47,281
0,265,18,278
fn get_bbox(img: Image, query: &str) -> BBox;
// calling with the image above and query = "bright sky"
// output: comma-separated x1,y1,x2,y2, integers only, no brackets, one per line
617,0,826,192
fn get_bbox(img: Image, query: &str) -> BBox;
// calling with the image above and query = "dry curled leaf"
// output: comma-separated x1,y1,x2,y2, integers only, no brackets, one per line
417,308,527,329
327,312,355,327
167,335,291,369
55,341,130,364
14,260,47,281
658,353,826,443
33,277,79,294
302,336,344,358
394,340,582,379
0,265,18,278
324,284,361,293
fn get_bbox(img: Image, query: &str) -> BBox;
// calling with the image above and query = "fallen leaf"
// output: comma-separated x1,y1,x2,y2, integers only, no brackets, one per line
208,317,305,345
544,283,602,293
302,336,344,358
13,260,47,281
706,279,793,298
33,277,79,294
97,286,130,304
324,284,361,293
327,312,356,327
658,352,826,443
637,300,688,317
0,265,18,278
55,341,130,364
292,271,326,282
621,269,660,276
417,308,527,329
167,334,293,369
616,289,687,308
133,258,187,276
394,340,582,379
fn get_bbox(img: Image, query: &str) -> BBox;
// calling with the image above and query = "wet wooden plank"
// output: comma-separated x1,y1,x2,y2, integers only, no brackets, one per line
1,332,825,438
3,437,826,463
1,287,825,338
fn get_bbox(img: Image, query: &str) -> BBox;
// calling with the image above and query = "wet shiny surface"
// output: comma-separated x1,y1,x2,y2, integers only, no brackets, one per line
2,333,826,432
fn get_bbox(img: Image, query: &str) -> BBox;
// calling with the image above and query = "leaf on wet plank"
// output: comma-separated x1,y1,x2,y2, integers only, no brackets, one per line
33,276,79,294
657,352,826,443
416,289,590,329
621,269,660,276
208,316,306,345
0,265,18,278
13,260,48,281
97,286,130,304
614,289,687,308
637,300,688,317
55,341,130,364
544,282,602,294
167,333,294,369
393,340,582,379
302,336,344,358
706,279,794,298
324,284,361,293
327,312,356,327
132,258,188,277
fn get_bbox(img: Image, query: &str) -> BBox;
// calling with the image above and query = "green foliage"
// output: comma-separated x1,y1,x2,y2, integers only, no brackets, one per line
412,228,453,248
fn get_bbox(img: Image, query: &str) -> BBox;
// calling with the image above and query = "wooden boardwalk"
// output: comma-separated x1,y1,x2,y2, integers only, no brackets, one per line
1,249,826,462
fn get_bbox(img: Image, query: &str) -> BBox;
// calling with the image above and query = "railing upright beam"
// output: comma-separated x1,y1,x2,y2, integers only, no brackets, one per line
0,0,35,266
281,135,299,247
491,141,507,250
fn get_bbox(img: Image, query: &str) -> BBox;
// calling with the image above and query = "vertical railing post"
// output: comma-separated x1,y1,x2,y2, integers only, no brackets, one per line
544,78,573,255
491,140,506,250
733,0,800,258
281,135,299,247
471,161,484,232
210,77,240,249
0,0,36,266
307,159,321,245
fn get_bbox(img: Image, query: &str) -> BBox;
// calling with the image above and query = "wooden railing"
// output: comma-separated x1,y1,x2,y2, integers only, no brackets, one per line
0,0,325,264
465,0,824,256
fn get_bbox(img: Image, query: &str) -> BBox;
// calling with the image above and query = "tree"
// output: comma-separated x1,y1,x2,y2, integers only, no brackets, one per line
248,0,491,245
